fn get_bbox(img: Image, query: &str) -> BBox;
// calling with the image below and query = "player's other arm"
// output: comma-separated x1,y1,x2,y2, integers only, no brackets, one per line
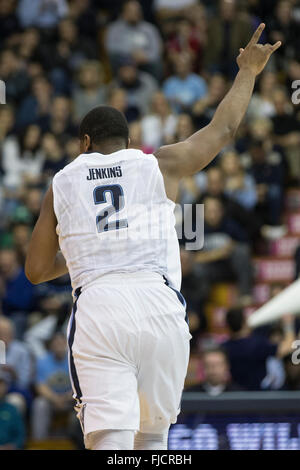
25,185,68,284
155,24,281,179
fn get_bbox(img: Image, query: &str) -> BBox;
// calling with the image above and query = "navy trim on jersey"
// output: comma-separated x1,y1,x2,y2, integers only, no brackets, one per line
163,276,189,325
68,287,82,403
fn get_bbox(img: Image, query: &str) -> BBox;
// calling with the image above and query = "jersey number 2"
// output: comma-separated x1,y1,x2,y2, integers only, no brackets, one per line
93,184,128,233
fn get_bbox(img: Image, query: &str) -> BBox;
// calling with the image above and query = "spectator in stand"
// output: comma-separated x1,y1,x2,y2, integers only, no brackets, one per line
166,16,206,73
0,49,30,106
268,0,299,68
197,166,262,243
45,96,77,142
0,316,33,409
31,332,73,440
222,308,296,390
41,133,68,182
271,87,300,183
0,370,25,450
154,0,197,33
16,75,53,130
54,17,97,74
72,61,107,122
220,150,257,210
192,73,228,129
186,347,242,394
282,353,300,390
247,71,277,120
0,249,35,338
204,0,253,78
17,0,68,30
107,87,140,124
128,121,154,154
106,0,163,79
141,91,178,149
2,125,45,191
194,196,253,305
163,54,207,113
0,0,20,47
111,58,158,115
180,247,206,350
247,137,285,227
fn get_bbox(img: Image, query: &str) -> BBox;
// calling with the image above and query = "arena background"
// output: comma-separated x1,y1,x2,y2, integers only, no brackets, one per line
0,0,300,451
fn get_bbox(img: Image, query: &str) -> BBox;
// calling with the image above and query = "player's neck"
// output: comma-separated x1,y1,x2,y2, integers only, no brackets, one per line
91,142,127,155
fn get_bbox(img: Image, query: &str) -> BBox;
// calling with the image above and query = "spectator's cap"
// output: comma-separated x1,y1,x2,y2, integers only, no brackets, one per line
0,369,11,386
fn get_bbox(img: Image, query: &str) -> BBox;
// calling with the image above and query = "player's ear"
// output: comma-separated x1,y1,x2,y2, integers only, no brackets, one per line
83,134,91,152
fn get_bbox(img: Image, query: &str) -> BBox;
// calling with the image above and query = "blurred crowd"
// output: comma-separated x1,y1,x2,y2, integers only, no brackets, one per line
0,0,300,449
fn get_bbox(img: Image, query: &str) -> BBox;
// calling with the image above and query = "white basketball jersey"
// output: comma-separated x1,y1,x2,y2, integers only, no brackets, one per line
52,149,181,292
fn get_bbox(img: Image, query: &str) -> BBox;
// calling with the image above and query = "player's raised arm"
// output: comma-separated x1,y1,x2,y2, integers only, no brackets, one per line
25,185,68,284
155,23,281,179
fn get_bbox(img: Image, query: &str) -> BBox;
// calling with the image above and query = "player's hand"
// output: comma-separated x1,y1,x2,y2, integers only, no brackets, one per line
237,23,281,76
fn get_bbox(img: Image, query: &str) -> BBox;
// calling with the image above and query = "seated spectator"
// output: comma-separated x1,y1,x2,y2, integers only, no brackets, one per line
166,17,205,73
271,88,300,183
0,316,33,409
16,75,53,130
44,96,77,142
220,151,257,210
111,57,158,115
0,49,30,106
31,332,73,440
0,370,25,450
204,0,253,78
72,61,107,122
197,166,262,243
14,186,43,228
247,138,285,226
268,0,299,68
107,87,140,124
163,54,207,113
194,196,253,304
2,125,45,191
0,249,35,337
222,308,295,390
192,73,228,129
282,352,300,391
54,17,97,74
0,0,20,47
186,347,242,394
154,0,197,35
128,121,154,154
141,91,178,149
41,133,68,183
17,0,68,30
247,71,277,120
180,247,207,349
106,0,163,79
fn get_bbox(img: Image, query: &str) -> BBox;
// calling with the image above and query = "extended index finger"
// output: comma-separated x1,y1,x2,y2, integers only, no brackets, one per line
246,23,265,48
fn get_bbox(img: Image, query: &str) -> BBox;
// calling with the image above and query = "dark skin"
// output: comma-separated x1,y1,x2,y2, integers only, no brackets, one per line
25,24,281,285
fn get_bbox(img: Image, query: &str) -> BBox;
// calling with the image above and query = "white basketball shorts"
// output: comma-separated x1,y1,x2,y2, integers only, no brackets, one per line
67,272,191,444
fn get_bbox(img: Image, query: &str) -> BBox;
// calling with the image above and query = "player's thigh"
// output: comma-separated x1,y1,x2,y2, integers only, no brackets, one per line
68,290,140,435
137,314,190,434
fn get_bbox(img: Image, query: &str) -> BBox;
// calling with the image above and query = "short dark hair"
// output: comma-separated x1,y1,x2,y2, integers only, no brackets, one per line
202,346,229,363
79,106,129,147
226,308,245,333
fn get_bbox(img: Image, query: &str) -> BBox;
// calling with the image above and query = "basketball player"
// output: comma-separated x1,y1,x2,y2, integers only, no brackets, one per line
25,24,280,450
